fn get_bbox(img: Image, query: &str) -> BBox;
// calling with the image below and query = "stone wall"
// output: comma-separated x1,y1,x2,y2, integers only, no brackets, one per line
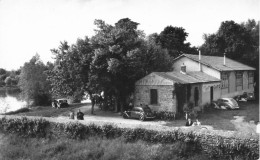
134,85,176,112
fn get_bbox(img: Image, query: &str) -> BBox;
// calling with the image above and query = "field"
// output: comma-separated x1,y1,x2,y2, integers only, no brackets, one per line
3,101,259,133
0,132,209,160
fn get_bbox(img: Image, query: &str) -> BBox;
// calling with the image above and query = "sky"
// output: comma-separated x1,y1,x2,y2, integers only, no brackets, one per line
0,0,259,70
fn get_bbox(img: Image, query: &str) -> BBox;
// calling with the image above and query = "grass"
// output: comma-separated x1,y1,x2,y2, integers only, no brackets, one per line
165,101,259,131
14,103,90,117
3,107,30,115
7,100,259,132
0,132,210,160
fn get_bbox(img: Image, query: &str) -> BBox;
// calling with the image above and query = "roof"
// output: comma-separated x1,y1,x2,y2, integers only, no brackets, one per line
154,71,220,84
174,54,255,71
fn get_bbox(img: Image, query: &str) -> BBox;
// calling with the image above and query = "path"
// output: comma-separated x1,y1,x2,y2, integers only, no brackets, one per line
231,116,257,133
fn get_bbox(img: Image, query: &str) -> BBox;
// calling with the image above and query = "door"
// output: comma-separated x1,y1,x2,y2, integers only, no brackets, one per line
210,86,213,102
194,87,199,106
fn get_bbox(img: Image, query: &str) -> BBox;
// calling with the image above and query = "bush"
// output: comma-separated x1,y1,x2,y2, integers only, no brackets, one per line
0,117,49,137
0,117,259,159
154,111,177,120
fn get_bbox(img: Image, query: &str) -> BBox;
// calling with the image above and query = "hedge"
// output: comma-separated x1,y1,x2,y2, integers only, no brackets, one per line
0,116,258,160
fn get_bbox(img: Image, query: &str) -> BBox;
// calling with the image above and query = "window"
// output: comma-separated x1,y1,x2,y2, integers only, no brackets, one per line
236,72,243,89
221,73,229,89
248,71,254,87
150,89,158,105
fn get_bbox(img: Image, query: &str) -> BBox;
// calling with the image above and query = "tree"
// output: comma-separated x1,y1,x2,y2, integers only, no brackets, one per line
200,19,259,100
157,26,198,57
47,38,100,114
91,18,157,112
19,54,51,106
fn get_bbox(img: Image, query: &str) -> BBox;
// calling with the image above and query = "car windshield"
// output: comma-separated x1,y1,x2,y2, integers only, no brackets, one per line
229,99,238,106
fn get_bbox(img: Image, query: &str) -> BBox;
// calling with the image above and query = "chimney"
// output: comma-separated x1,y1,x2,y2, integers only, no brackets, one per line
199,50,201,71
180,63,186,74
223,53,226,65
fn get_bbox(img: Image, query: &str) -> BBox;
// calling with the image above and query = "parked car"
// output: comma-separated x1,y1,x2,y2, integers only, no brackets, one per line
52,99,69,108
235,92,255,101
212,98,239,110
122,106,155,121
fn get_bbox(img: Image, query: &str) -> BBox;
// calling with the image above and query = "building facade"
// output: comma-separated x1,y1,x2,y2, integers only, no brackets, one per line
172,54,255,99
134,53,255,113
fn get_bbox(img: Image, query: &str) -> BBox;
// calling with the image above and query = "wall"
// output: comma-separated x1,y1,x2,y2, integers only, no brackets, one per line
201,82,221,105
173,57,221,79
134,85,176,112
187,84,201,106
221,71,254,98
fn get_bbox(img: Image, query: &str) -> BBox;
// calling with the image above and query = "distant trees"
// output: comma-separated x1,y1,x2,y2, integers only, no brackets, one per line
19,54,51,106
0,68,20,87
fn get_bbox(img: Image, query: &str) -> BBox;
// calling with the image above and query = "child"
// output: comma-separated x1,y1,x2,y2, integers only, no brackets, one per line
69,111,74,119
192,118,201,126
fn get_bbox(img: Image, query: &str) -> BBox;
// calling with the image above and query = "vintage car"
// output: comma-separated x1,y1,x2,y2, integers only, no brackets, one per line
122,106,155,121
235,92,255,101
52,99,69,108
212,98,239,110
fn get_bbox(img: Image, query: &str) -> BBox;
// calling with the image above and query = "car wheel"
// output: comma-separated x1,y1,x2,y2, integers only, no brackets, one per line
139,114,145,121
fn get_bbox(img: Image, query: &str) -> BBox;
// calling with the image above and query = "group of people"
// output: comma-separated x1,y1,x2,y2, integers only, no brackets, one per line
185,118,201,127
69,109,84,120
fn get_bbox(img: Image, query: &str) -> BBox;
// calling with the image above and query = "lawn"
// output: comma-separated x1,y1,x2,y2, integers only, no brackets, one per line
0,132,209,160
165,101,259,131
4,100,259,133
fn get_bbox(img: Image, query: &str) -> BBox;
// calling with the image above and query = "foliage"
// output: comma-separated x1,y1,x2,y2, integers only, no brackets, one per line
47,39,94,102
155,25,198,57
0,133,211,160
18,54,52,105
0,117,258,159
0,117,49,137
0,68,20,87
154,111,177,120
90,18,146,112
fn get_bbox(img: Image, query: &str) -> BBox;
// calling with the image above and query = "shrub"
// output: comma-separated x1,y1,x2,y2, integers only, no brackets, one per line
0,117,259,159
0,117,49,137
154,111,177,120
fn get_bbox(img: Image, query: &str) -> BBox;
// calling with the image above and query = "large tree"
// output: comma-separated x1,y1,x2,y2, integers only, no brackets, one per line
156,26,198,57
47,38,100,114
19,54,51,106
91,18,145,112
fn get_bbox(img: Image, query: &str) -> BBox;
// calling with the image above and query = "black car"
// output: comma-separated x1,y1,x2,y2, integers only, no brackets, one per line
235,92,255,101
122,106,155,121
52,99,69,108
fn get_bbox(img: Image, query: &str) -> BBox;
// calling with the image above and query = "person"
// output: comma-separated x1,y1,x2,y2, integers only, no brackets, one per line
185,118,193,126
69,111,74,119
192,118,201,126
77,109,84,120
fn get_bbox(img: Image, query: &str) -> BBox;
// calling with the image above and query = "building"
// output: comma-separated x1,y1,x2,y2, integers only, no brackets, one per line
173,53,255,99
134,53,255,113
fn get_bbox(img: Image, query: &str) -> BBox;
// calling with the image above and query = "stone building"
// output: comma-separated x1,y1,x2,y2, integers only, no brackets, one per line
134,53,255,113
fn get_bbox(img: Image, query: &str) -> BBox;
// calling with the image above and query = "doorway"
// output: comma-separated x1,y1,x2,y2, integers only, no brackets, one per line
194,87,199,106
210,86,213,102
